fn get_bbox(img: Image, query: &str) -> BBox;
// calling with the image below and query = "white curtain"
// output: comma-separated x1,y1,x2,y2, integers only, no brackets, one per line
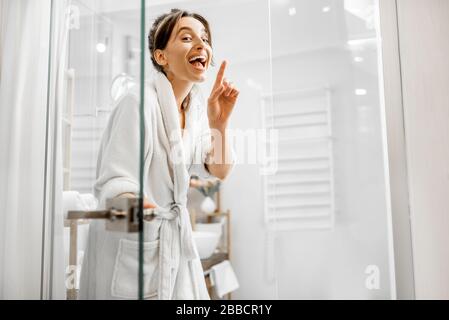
0,0,70,299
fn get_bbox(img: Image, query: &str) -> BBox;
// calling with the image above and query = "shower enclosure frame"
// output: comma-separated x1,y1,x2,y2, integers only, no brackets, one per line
378,0,415,300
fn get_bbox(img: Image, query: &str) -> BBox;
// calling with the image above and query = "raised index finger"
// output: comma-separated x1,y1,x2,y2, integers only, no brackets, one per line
213,60,227,88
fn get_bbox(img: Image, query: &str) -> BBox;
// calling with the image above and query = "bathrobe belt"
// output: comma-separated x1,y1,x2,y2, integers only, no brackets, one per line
152,203,197,299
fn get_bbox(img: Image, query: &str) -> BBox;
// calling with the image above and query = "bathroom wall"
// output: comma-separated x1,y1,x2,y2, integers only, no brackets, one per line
0,1,4,77
396,0,449,299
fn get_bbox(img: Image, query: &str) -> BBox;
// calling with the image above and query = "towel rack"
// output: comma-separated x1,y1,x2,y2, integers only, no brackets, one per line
261,85,336,231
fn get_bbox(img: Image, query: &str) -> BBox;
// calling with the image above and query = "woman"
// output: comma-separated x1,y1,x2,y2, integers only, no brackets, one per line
79,9,239,300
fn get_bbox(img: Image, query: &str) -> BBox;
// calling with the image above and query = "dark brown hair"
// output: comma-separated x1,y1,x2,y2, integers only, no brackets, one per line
148,8,215,76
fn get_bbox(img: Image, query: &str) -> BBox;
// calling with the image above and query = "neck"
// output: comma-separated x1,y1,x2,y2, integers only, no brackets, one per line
166,73,194,112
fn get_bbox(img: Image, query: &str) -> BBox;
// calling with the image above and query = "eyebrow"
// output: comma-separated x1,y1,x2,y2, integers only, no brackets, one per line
176,26,208,37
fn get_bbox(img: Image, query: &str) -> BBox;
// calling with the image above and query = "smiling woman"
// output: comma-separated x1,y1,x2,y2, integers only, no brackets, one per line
148,9,238,178
149,9,215,85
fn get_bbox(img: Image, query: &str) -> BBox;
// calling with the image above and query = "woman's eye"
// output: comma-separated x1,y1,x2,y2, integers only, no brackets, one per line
182,36,209,44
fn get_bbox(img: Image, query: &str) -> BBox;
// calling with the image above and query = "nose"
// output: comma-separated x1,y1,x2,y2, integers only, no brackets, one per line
194,37,208,48
195,42,205,49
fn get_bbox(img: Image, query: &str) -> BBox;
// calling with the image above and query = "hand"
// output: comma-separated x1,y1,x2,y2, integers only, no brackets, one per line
117,192,156,209
143,199,157,221
143,199,156,209
207,60,240,129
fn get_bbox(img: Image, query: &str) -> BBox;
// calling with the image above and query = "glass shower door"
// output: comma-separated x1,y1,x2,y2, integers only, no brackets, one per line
51,0,276,300
142,0,276,300
267,0,396,299
48,0,147,299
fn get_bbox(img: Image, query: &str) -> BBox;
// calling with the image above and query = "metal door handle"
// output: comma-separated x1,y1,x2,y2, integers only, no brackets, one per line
67,197,155,233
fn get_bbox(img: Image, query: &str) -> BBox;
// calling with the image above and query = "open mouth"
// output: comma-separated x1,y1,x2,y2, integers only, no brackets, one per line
188,55,207,70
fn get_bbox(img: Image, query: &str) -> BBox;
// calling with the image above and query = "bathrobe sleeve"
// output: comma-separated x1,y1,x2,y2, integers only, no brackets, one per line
94,93,151,206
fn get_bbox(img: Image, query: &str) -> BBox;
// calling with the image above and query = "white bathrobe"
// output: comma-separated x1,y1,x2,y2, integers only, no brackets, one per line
79,71,230,300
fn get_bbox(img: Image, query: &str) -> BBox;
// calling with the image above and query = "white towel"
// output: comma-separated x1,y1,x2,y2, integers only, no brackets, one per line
210,260,239,298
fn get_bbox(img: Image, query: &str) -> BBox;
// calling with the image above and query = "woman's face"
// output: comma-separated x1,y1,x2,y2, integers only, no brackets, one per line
156,17,212,83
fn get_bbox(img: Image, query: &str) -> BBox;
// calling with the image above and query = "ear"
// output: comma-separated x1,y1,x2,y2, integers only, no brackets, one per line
153,49,167,67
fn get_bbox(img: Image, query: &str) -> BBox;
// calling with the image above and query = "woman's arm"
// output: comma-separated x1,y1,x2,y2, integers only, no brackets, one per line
204,126,234,180
205,60,239,180
95,94,153,207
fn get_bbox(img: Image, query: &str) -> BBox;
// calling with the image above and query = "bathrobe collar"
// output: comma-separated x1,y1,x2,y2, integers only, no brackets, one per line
153,71,200,197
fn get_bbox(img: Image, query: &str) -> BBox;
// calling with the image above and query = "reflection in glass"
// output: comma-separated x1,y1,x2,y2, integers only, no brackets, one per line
61,0,144,300
110,73,136,103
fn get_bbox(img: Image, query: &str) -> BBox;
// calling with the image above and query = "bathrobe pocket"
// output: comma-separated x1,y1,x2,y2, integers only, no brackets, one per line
111,238,159,299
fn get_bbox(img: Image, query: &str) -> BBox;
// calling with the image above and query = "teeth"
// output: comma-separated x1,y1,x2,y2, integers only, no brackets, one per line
188,55,207,63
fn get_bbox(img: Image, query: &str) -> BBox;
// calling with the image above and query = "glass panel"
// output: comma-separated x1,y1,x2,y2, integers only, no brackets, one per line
52,0,395,300
268,0,395,299
60,0,145,299
142,0,275,300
